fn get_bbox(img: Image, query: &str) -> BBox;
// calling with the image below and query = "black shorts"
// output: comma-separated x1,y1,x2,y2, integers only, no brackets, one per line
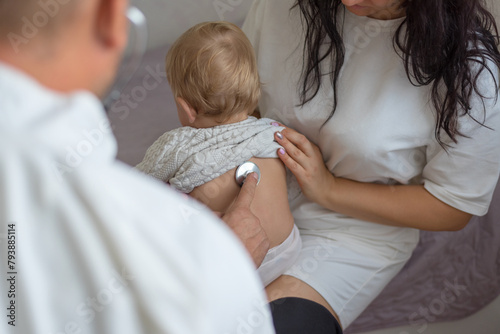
270,297,343,334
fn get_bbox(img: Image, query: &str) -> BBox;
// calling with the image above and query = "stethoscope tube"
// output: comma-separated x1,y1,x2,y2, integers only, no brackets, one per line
103,6,148,111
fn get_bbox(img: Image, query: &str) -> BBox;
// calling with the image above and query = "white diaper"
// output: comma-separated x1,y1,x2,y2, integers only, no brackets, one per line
258,224,302,287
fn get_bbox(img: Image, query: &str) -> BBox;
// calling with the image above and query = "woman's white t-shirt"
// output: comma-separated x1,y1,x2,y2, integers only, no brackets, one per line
243,1,500,326
243,0,500,235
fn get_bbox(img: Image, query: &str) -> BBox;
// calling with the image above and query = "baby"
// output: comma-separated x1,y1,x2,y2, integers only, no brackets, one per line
136,21,300,287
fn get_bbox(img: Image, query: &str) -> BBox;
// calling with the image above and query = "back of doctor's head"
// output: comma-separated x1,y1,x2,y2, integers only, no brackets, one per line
0,0,129,98
0,1,78,37
166,21,261,121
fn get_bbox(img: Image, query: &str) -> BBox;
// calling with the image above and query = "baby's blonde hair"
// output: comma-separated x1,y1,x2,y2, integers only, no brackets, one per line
166,21,261,121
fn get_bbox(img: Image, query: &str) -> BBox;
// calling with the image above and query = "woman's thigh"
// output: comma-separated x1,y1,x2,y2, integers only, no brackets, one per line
267,233,414,328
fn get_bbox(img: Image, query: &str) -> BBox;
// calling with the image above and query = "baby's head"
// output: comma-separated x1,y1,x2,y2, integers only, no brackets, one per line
166,21,261,127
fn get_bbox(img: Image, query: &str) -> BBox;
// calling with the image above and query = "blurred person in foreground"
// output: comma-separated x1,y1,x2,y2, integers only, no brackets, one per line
0,1,275,333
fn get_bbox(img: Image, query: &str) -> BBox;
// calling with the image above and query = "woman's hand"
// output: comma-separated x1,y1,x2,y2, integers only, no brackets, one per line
272,124,472,231
274,125,335,207
270,123,473,231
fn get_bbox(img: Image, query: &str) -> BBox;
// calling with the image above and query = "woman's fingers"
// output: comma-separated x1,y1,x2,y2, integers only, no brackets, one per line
276,127,316,158
273,125,334,206
275,131,306,163
274,130,311,181
276,145,304,175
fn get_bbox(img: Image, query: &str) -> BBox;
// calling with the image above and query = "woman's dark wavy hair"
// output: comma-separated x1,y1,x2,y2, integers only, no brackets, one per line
294,0,500,146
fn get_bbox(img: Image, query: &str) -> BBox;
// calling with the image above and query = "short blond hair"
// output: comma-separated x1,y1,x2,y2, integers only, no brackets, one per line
166,21,261,121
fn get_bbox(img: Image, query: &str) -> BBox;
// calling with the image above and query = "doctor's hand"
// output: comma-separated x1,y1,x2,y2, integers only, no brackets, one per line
274,126,336,208
221,173,270,268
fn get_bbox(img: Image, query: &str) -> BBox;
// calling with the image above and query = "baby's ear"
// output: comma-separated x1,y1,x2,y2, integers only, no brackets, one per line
176,97,198,124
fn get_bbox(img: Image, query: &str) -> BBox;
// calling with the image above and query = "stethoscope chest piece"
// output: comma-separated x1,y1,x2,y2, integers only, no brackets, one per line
235,161,261,186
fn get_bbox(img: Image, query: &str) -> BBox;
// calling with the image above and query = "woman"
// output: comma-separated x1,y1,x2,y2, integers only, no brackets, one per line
242,0,500,333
